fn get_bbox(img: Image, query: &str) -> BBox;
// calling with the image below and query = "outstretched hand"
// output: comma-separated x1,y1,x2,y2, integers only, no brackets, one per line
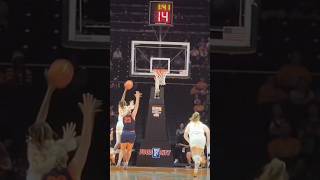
63,122,76,141
134,91,142,99
78,93,102,120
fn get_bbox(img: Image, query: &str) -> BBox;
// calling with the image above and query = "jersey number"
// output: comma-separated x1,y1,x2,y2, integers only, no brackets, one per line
124,117,132,123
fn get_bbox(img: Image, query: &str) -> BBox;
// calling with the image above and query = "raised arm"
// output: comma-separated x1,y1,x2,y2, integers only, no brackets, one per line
121,89,127,101
118,89,127,114
34,84,55,125
68,93,101,180
184,124,190,144
131,91,142,120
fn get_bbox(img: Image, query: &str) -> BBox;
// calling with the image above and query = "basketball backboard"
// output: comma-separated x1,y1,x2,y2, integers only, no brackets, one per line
130,41,190,78
210,0,259,53
62,0,109,49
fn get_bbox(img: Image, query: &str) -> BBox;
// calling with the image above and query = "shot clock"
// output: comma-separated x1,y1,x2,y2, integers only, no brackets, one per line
149,1,173,26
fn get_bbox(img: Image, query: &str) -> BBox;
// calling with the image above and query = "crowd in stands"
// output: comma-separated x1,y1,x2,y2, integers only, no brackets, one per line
257,51,320,179
190,78,210,125
0,51,32,88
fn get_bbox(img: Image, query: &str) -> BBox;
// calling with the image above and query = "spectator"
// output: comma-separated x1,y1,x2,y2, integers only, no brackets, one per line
195,78,208,90
288,77,315,105
257,76,288,104
11,50,32,86
174,123,189,164
190,46,200,62
199,45,208,58
176,123,185,136
110,105,115,117
276,51,312,89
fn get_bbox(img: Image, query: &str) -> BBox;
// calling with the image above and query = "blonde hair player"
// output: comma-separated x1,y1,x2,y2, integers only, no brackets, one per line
184,112,210,177
120,91,142,169
26,72,101,180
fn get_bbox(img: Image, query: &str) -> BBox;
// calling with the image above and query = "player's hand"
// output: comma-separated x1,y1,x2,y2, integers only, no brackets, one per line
78,93,102,120
134,91,142,99
63,122,76,141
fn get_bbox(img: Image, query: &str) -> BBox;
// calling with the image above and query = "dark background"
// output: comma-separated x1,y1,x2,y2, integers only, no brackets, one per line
0,0,107,179
212,0,320,179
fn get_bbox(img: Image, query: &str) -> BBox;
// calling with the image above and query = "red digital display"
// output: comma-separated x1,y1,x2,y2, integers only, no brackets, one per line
149,1,173,26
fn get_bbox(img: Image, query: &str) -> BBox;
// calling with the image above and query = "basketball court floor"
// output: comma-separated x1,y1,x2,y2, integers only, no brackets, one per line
110,166,210,180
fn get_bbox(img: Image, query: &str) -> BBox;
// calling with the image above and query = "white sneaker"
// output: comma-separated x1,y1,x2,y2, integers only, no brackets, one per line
123,162,128,170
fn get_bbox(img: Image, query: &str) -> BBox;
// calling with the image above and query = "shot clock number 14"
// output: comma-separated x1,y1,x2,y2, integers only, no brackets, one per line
149,1,173,26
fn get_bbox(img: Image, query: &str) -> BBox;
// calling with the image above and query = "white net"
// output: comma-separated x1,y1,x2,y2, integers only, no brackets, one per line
153,69,167,98
154,69,167,86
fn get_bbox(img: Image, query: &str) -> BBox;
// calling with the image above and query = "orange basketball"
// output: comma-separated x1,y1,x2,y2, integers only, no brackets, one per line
124,80,133,90
48,59,74,89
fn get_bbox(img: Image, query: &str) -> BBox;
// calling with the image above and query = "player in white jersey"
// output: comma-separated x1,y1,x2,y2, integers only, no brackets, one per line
114,88,134,167
184,112,210,177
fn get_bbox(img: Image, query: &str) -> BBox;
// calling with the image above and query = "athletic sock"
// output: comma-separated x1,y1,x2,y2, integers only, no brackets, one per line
192,155,201,176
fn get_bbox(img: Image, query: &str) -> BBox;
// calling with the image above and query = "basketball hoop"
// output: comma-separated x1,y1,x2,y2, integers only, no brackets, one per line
153,69,167,86
153,69,167,99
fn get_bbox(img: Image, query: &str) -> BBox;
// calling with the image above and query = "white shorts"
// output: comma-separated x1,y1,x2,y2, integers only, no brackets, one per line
189,135,206,149
115,120,124,146
116,120,124,133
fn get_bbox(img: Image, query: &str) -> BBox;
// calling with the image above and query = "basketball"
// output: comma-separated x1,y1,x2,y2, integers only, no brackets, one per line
124,80,133,90
47,59,74,89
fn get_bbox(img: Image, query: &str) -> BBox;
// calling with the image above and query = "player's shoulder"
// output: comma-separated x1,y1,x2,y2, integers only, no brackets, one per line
184,122,191,129
201,122,209,128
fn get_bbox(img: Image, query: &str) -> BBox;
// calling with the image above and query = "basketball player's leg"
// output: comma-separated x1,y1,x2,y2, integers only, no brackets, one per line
115,131,123,166
125,143,134,163
120,143,127,166
110,154,115,165
200,152,207,168
121,143,133,169
110,148,116,165
191,147,204,177
123,131,135,169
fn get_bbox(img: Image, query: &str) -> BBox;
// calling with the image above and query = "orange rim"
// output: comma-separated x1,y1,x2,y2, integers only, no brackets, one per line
153,69,167,77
